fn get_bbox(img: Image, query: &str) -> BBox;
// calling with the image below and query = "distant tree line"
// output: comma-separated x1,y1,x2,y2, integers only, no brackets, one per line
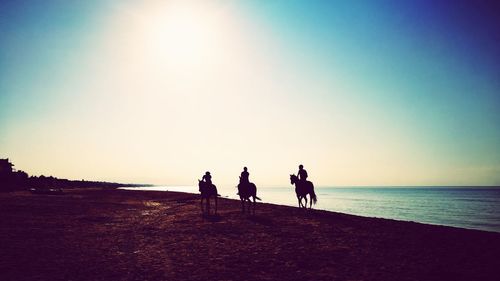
0,158,151,192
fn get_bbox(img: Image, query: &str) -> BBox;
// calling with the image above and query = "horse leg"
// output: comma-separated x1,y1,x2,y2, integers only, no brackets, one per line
304,197,308,209
309,194,313,209
297,195,302,208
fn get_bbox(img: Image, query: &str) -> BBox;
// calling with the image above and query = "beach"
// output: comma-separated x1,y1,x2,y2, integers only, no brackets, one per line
1,188,499,281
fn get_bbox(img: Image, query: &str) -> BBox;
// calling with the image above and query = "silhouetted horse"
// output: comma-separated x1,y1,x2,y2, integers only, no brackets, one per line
237,177,261,214
198,180,218,215
290,174,317,209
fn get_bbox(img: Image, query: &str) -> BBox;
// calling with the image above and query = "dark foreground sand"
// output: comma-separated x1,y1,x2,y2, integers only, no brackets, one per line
1,188,499,281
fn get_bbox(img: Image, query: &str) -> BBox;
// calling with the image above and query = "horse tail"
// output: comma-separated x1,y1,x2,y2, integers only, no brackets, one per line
249,183,260,200
310,182,317,204
311,192,317,204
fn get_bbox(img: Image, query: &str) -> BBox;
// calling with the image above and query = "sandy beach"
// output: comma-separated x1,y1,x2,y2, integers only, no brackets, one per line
1,188,499,281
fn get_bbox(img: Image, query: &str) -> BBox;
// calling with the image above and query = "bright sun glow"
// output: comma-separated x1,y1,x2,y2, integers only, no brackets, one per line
142,1,221,69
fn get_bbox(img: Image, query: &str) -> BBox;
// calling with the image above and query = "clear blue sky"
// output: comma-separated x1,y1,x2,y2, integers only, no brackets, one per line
1,0,499,186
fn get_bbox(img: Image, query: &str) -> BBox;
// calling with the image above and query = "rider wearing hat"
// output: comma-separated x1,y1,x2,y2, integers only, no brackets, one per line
202,171,212,186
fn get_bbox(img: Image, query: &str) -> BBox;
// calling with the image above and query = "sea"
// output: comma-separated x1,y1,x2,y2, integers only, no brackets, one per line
120,185,500,233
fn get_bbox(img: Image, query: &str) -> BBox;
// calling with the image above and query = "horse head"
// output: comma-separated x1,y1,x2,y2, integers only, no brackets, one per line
290,174,298,185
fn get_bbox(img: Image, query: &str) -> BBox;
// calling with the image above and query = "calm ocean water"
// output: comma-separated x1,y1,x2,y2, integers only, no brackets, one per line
121,185,500,233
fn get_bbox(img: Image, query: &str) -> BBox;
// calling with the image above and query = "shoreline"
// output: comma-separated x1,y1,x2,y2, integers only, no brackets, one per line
120,186,500,233
203,190,500,235
1,188,499,280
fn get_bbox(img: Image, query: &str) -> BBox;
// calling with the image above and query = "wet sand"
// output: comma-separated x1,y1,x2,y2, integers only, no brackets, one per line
0,188,499,281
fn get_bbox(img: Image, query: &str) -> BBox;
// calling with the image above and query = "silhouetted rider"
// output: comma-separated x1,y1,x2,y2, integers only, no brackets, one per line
240,167,249,184
297,164,308,182
202,171,212,186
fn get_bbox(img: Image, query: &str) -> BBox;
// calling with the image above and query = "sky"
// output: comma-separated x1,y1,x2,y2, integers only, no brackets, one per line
1,0,499,186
